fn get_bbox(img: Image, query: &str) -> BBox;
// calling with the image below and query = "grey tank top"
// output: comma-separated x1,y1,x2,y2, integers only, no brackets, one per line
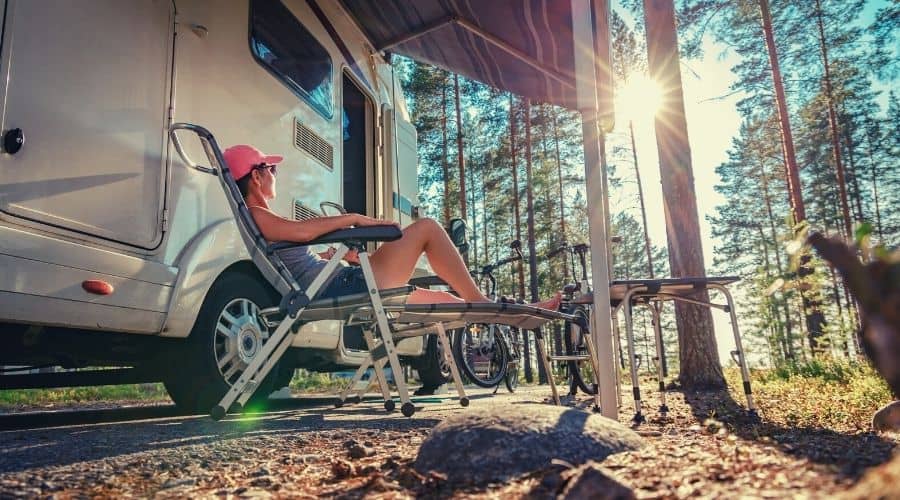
276,245,335,291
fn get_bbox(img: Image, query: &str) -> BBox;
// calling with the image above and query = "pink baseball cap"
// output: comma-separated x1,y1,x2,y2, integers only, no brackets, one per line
223,144,284,181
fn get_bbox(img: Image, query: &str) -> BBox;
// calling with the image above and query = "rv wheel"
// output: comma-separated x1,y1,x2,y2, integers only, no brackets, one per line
164,271,282,413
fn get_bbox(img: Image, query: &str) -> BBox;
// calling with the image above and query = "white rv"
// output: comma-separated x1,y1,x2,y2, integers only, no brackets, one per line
0,0,439,410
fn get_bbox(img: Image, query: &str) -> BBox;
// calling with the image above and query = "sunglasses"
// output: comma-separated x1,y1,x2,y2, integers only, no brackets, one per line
253,163,278,176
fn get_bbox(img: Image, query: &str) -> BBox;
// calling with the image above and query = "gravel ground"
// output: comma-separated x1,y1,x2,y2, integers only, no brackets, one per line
0,384,897,498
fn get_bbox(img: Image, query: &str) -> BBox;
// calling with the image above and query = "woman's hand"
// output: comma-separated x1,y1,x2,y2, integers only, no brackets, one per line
353,214,400,229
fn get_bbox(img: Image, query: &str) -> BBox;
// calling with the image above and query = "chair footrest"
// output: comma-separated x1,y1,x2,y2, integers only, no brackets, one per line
548,355,591,362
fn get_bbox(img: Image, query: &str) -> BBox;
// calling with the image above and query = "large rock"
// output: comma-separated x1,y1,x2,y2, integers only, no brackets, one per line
414,404,642,485
872,400,900,432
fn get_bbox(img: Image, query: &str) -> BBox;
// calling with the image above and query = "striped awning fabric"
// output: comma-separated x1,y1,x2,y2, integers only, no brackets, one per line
341,0,609,110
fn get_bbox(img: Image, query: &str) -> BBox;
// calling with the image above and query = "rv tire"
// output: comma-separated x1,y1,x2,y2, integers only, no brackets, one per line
164,271,281,413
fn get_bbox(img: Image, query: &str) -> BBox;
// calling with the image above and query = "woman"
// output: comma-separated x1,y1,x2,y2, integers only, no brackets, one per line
224,144,560,309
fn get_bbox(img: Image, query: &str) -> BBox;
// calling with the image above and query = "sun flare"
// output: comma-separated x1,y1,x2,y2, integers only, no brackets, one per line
616,75,664,121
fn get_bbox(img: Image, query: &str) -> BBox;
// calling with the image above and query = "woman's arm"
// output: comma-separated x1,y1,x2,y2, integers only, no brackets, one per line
249,208,397,243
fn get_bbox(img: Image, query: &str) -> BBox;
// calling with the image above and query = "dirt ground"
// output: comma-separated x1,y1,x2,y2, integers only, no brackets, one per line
0,384,897,498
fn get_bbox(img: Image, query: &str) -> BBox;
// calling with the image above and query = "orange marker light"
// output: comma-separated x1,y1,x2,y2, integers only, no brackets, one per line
82,280,114,295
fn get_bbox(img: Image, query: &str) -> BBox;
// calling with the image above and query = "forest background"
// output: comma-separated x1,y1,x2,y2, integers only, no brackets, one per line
395,0,899,375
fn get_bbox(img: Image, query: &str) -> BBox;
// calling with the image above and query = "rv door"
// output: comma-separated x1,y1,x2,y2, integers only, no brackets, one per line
0,0,175,249
381,106,418,226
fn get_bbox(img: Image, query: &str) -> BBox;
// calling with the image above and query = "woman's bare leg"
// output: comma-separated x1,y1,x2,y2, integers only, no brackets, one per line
367,218,490,302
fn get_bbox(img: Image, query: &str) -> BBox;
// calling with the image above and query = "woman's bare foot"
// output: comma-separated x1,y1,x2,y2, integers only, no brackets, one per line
530,292,562,311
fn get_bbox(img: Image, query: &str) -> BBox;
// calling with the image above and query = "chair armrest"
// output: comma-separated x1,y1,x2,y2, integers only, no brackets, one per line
267,225,402,253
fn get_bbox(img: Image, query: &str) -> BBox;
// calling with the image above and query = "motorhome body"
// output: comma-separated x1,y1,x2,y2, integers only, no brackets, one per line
0,0,431,409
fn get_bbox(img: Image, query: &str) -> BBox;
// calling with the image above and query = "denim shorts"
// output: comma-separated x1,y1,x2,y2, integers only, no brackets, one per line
317,266,369,299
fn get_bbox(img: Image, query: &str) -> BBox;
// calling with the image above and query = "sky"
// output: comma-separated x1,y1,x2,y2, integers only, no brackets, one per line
611,0,893,365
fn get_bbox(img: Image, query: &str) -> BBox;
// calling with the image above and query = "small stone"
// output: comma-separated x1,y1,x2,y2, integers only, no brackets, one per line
332,459,354,479
559,463,634,500
249,476,273,488
160,478,196,489
348,444,375,459
296,454,318,464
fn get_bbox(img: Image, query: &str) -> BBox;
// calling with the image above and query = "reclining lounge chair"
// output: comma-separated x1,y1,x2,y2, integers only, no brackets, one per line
169,123,599,418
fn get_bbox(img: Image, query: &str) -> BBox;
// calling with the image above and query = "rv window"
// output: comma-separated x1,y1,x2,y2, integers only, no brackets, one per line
250,0,333,119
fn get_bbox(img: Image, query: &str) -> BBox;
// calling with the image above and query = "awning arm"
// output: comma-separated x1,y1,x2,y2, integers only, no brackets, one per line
377,14,458,52
376,14,575,91
454,18,575,90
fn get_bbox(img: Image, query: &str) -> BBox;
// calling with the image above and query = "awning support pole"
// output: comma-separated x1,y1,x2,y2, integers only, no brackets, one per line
571,0,618,419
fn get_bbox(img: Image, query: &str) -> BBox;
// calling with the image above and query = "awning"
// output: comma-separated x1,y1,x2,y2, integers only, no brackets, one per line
340,0,612,113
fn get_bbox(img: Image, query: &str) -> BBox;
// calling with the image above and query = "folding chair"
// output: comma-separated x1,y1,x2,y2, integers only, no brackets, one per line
169,123,598,418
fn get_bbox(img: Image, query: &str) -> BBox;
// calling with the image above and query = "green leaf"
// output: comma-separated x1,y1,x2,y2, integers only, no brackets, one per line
854,222,874,245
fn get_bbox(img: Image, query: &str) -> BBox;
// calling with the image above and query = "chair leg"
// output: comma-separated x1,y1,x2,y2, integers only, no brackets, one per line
363,329,396,411
650,303,668,414
712,284,758,417
534,328,561,406
435,323,469,407
357,253,416,417
337,354,374,406
622,290,645,424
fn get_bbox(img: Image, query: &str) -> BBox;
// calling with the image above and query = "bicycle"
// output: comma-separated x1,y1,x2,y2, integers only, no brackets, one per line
547,242,600,395
451,240,523,392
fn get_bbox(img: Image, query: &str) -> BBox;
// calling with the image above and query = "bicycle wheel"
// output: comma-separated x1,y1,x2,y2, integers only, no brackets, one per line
563,306,598,395
504,327,521,392
452,323,509,388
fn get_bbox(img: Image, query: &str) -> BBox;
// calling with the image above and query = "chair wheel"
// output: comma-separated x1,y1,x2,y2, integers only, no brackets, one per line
460,397,469,407
592,405,601,414
210,405,226,421
659,404,670,414
335,400,344,408
401,402,416,417
632,412,646,424
384,400,396,412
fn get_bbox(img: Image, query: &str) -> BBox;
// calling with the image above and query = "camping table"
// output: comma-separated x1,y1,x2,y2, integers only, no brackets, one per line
608,277,757,423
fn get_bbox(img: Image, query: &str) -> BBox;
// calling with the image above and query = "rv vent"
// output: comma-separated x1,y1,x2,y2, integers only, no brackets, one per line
293,200,320,221
294,119,334,169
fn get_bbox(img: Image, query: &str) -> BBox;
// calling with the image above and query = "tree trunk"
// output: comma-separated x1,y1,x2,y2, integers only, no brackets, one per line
454,74,468,266
643,0,723,388
760,166,795,360
758,0,827,351
630,120,655,279
524,98,546,384
814,0,853,240
510,96,532,382
481,155,489,266
552,109,569,281
865,128,884,240
441,74,450,226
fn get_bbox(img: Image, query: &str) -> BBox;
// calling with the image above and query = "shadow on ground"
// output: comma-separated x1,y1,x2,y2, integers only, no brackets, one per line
678,387,895,479
0,400,440,474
